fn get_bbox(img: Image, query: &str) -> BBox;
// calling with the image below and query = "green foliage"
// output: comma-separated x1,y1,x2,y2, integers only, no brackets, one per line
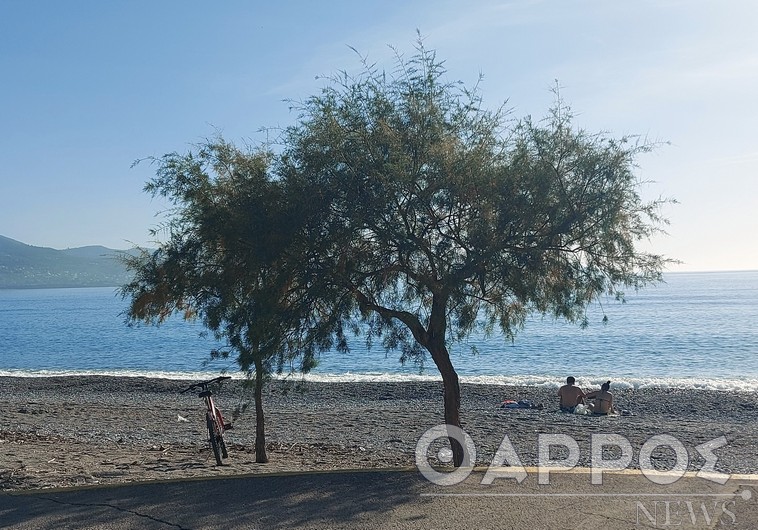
120,139,343,377
123,41,674,461
279,41,673,364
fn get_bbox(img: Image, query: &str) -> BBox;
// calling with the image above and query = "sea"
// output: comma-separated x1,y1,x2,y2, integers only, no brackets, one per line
1,271,757,392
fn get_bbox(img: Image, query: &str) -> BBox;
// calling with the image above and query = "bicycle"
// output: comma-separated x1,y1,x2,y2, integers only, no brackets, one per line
181,376,233,465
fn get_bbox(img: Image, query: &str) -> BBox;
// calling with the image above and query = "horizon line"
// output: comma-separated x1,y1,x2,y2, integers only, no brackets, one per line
2,233,756,275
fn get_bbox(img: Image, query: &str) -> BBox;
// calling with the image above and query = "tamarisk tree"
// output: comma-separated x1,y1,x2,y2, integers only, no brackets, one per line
121,140,342,463
278,43,672,466
124,40,673,468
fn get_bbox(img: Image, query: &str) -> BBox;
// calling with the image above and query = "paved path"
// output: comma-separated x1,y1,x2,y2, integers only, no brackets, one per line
2,470,756,529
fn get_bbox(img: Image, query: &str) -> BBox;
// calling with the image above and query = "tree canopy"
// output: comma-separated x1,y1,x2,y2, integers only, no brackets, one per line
121,140,347,462
123,41,673,467
278,44,671,464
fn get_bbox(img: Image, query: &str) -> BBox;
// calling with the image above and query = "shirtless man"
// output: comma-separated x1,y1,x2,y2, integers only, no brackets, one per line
586,381,615,415
557,376,586,412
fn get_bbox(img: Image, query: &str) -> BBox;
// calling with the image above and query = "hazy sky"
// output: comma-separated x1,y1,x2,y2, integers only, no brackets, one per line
1,0,756,272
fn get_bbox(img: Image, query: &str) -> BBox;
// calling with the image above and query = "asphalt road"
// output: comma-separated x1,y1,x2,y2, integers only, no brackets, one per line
2,469,756,529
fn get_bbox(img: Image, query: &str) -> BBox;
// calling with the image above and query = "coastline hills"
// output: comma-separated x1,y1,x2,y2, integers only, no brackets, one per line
0,235,137,289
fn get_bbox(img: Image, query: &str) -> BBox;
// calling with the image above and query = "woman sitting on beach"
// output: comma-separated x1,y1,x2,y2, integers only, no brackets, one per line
585,381,615,415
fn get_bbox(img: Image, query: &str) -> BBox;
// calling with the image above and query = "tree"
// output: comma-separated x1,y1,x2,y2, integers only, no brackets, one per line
278,42,673,466
120,140,342,463
124,40,673,469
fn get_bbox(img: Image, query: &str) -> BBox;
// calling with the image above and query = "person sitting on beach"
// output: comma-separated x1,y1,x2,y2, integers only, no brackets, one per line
558,376,586,413
585,381,615,415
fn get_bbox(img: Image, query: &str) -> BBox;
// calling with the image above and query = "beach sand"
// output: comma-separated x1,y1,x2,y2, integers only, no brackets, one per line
2,376,757,491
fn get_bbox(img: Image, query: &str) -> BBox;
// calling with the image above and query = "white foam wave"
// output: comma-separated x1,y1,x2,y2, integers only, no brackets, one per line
456,374,758,393
0,368,233,381
1,369,756,392
295,373,758,392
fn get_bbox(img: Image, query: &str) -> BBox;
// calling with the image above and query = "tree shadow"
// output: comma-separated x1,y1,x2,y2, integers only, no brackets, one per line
2,470,429,529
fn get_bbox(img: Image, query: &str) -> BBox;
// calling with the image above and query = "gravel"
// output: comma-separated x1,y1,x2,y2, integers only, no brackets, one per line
2,376,756,490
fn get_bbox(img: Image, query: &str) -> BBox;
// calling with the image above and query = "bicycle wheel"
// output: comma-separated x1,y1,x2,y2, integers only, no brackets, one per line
220,432,228,459
206,414,223,466
214,410,229,459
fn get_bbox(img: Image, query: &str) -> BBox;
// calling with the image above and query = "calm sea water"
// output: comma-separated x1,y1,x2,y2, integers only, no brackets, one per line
1,271,757,391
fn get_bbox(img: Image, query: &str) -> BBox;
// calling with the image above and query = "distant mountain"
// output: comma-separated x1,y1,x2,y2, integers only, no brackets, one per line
0,235,138,289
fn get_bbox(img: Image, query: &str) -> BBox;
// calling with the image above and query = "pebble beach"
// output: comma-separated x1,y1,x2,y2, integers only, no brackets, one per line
2,376,757,491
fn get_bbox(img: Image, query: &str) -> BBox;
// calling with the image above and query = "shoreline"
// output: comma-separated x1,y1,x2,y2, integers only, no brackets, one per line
2,370,757,393
2,375,757,491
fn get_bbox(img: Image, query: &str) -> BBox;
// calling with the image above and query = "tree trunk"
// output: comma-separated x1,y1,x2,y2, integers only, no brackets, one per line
428,340,464,467
253,359,268,463
359,290,465,466
425,291,464,466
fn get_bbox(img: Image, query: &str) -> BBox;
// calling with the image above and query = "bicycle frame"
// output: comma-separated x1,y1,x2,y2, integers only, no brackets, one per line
202,390,228,435
181,376,232,465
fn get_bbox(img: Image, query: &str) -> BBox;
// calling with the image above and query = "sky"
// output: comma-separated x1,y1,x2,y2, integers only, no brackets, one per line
1,0,756,272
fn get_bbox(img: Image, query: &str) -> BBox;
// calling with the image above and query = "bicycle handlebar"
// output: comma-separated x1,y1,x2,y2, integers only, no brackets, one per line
180,376,232,394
